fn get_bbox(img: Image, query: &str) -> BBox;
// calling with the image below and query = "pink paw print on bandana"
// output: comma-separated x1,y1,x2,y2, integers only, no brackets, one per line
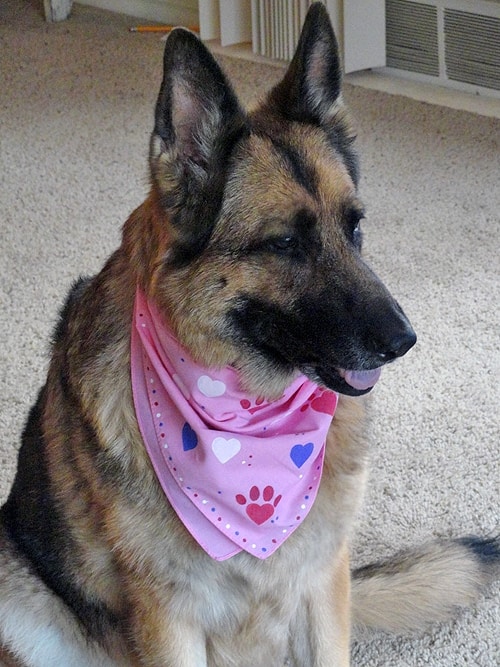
300,388,337,415
236,485,282,525
240,397,266,414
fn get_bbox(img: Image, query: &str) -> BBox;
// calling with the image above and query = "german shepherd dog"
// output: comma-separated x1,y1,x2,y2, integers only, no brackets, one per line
0,4,498,666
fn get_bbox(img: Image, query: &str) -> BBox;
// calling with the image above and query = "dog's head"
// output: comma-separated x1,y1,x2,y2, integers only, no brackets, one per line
141,3,416,398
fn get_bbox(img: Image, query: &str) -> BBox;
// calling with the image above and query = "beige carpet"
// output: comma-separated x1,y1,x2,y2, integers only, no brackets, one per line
1,1,499,664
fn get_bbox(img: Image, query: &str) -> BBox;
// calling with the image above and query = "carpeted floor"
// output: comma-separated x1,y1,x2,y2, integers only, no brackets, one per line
0,1,499,665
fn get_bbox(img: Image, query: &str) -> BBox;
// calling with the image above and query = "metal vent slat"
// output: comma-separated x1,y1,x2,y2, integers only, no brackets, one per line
445,9,500,90
386,0,439,76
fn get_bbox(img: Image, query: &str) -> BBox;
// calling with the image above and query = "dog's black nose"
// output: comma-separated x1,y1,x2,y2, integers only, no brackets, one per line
387,328,417,358
374,325,417,362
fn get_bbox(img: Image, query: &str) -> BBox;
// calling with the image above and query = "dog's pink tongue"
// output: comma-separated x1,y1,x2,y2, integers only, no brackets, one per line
342,368,382,390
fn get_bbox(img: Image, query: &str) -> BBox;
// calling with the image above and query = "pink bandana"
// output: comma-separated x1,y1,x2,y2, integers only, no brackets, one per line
130,289,338,560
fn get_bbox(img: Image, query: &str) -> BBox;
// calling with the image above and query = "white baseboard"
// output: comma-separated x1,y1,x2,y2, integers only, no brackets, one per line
345,70,500,120
78,0,198,25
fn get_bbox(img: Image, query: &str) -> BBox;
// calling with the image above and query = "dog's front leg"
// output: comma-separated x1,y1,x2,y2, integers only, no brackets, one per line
128,588,207,667
313,541,351,666
291,542,351,667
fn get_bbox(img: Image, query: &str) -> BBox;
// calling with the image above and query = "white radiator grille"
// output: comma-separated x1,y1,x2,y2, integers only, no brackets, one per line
444,9,500,90
384,0,500,93
251,0,318,61
386,0,439,76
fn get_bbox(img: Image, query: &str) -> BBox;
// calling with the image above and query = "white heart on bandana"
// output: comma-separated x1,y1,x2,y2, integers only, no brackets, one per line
197,375,226,398
212,437,241,463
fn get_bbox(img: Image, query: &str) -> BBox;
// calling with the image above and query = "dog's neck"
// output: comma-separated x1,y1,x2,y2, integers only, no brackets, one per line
130,288,338,560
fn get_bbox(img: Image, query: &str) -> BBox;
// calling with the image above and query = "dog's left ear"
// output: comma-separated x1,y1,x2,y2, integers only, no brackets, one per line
150,29,247,260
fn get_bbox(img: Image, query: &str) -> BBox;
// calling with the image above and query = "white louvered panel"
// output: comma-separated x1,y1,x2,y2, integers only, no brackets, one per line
383,0,500,95
199,1,385,73
270,0,279,58
261,0,270,57
269,0,274,59
251,0,260,54
276,0,283,60
287,0,296,61
386,0,439,76
444,9,500,91
251,0,318,59
278,0,285,60
299,0,311,26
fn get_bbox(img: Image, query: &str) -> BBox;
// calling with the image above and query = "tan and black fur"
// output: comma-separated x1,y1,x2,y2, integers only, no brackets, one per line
0,4,498,666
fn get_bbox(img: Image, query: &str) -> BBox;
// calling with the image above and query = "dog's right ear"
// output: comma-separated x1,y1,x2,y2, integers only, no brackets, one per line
150,29,247,261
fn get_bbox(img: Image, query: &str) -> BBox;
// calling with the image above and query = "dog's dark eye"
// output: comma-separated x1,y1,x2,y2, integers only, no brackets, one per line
345,209,364,247
266,235,298,254
352,221,362,242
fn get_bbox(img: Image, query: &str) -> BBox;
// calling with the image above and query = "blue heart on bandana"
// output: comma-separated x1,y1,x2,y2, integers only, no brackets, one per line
290,443,314,468
182,422,198,451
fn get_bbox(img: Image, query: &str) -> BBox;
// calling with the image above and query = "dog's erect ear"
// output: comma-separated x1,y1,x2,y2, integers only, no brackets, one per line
263,3,357,182
268,2,343,124
150,29,247,261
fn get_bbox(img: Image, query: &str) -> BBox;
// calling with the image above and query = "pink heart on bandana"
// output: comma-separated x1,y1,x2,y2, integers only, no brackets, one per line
236,485,282,525
246,503,275,525
311,391,337,415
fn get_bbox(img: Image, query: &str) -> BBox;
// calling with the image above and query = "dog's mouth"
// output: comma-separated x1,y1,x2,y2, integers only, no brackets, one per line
229,294,415,398
339,367,382,391
303,365,383,397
